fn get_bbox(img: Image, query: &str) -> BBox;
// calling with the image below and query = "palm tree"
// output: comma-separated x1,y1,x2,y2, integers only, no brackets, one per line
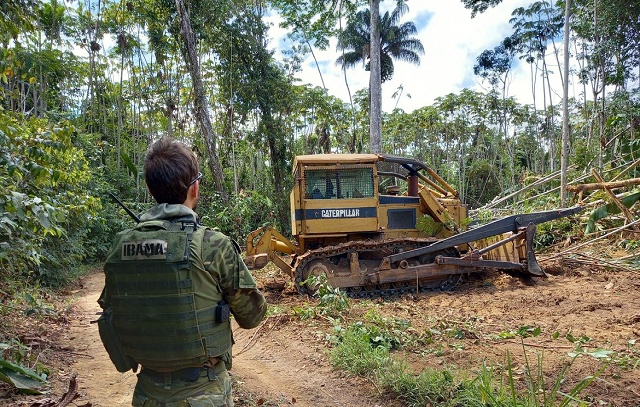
336,2,425,84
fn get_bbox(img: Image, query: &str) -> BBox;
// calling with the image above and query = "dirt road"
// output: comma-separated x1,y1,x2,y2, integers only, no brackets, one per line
56,271,385,407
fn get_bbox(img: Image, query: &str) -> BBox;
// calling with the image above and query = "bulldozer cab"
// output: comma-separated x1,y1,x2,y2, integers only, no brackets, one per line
290,154,467,252
291,155,380,243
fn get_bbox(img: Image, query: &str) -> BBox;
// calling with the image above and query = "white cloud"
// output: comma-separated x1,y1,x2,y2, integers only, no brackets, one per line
267,0,542,113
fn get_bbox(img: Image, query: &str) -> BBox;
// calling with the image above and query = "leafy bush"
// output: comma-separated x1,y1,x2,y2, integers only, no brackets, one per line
0,285,57,394
0,346,49,395
464,160,503,208
0,112,98,286
294,274,350,320
200,189,277,243
534,215,575,249
329,323,392,376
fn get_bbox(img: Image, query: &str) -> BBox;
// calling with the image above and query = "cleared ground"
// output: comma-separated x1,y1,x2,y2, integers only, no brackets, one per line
4,249,640,407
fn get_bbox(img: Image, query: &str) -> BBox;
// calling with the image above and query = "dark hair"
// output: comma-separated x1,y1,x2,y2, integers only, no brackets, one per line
144,137,199,204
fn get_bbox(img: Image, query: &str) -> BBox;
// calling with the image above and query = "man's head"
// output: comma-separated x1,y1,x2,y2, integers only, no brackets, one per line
144,137,200,205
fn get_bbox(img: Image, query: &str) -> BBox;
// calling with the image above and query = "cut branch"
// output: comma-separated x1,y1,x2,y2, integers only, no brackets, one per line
566,177,640,194
591,169,636,227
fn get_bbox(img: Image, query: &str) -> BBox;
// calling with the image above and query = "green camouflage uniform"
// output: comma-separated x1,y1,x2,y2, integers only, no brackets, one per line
99,204,267,407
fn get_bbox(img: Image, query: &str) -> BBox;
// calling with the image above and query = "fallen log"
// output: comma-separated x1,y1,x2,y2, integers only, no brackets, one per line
566,177,640,194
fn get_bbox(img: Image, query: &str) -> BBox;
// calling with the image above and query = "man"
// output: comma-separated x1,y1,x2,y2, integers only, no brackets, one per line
98,136,267,406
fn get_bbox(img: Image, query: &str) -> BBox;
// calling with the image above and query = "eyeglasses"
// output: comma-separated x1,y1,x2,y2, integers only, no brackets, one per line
188,172,203,186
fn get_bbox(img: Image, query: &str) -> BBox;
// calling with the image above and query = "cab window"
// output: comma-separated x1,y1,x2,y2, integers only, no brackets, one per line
303,167,374,199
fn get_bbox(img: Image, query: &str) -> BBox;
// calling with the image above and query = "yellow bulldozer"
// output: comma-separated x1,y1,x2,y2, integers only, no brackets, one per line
244,154,581,296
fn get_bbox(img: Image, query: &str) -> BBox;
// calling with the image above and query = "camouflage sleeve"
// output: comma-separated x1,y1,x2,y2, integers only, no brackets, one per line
203,230,267,329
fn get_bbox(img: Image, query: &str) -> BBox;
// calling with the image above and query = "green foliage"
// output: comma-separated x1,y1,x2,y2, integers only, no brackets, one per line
359,311,426,350
465,159,503,208
619,239,640,251
0,0,37,44
461,0,503,18
0,355,48,395
534,215,576,249
585,191,640,234
456,363,519,407
329,321,488,407
22,292,57,318
86,198,130,262
0,333,50,395
572,138,598,171
473,208,496,223
0,111,99,286
329,323,392,377
329,317,605,407
518,349,604,406
612,339,640,370
416,215,443,236
0,277,64,394
328,309,608,407
201,190,276,243
272,0,358,50
328,319,407,352
495,325,542,340
378,362,477,407
0,40,84,115
336,2,424,83
295,274,350,320
474,35,519,88
0,269,60,320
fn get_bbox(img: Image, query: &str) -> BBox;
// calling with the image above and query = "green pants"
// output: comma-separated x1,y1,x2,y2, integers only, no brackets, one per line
132,361,233,407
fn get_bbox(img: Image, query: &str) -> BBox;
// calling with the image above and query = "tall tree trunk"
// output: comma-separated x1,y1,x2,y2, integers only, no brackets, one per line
561,0,571,207
544,59,556,172
117,48,124,172
174,0,228,202
369,0,382,153
538,52,550,172
528,59,542,173
593,0,605,172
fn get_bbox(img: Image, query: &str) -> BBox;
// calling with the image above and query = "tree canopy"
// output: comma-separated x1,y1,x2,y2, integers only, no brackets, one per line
336,2,424,83
0,0,638,289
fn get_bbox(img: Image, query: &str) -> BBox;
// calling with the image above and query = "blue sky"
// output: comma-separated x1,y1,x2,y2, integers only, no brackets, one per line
265,0,555,113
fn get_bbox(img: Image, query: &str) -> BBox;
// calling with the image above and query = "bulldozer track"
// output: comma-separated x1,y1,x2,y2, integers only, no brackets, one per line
292,237,461,298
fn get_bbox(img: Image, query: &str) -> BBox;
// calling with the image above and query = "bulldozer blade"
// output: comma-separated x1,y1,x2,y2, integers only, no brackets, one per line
387,206,584,264
525,223,546,277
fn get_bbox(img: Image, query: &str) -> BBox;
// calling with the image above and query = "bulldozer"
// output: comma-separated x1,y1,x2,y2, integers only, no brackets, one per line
244,154,581,296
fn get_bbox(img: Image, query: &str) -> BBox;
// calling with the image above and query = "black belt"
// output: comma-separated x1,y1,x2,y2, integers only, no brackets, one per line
141,359,225,384
142,366,204,382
